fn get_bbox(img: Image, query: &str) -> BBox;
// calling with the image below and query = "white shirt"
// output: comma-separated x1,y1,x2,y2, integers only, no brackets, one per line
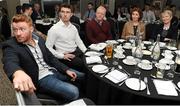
46,19,87,59
27,36,54,80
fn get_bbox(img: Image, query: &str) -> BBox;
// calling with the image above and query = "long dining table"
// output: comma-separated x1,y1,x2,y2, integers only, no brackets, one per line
84,40,180,105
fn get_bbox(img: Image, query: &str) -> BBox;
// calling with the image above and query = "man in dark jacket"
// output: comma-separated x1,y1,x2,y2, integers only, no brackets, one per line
2,14,84,101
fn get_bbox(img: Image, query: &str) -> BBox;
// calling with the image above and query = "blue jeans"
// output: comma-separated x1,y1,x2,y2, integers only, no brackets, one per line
38,69,85,101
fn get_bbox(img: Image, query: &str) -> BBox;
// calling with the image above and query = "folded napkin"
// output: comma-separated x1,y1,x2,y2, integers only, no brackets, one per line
86,56,102,64
89,43,107,51
105,70,128,83
85,51,103,57
153,79,178,96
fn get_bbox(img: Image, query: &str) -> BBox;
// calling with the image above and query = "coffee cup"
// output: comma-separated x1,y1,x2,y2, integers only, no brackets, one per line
141,60,151,68
126,56,134,61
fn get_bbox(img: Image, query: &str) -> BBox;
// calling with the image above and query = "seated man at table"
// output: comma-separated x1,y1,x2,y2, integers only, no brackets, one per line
2,14,84,102
85,5,112,44
46,4,87,72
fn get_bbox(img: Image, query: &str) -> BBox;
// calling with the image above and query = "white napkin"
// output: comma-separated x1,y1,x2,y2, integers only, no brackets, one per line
86,56,102,64
105,70,128,83
89,43,107,51
64,99,86,106
153,79,178,96
85,51,103,57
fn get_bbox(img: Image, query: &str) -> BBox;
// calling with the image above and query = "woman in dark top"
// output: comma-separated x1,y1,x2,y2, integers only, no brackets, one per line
154,10,178,42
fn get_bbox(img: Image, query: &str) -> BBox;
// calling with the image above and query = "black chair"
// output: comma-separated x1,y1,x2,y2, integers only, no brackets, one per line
72,22,80,33
116,21,126,39
107,17,119,40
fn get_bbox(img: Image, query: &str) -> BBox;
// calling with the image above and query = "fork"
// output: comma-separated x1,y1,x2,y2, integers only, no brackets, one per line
100,67,114,77
144,77,150,95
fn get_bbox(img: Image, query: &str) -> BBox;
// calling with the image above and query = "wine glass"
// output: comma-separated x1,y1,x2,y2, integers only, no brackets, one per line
133,47,143,75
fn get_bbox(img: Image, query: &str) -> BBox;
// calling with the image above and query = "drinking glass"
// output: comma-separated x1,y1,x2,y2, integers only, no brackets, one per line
167,63,176,78
105,43,113,59
133,48,143,75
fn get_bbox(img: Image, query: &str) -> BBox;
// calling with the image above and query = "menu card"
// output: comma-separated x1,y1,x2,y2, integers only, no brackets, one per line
105,70,128,84
153,79,178,96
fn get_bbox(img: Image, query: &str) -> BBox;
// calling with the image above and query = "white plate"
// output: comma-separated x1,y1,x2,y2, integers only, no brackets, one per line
123,45,132,49
166,46,177,51
125,78,146,91
123,59,137,65
159,58,175,65
117,39,126,42
143,41,152,45
105,40,118,44
114,54,125,59
85,51,103,57
138,63,152,70
92,65,109,73
155,63,170,70
177,82,180,89
142,50,151,55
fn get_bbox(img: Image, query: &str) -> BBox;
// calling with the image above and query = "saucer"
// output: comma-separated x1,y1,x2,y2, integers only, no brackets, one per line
125,78,146,91
92,65,109,73
114,48,124,53
159,58,175,65
155,63,170,70
143,41,152,45
138,63,152,70
166,46,177,51
114,53,125,59
123,59,137,65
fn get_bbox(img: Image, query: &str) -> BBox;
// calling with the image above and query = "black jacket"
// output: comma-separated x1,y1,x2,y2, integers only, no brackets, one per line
2,35,69,87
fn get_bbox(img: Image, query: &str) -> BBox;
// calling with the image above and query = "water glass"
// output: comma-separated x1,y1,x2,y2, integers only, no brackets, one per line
156,63,166,78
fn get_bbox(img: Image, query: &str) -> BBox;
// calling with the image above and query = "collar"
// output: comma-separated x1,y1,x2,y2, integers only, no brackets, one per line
58,19,72,28
24,33,39,46
95,18,103,26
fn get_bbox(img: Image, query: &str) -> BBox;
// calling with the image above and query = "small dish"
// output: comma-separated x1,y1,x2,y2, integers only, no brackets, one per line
114,53,125,59
138,63,152,70
122,59,137,65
